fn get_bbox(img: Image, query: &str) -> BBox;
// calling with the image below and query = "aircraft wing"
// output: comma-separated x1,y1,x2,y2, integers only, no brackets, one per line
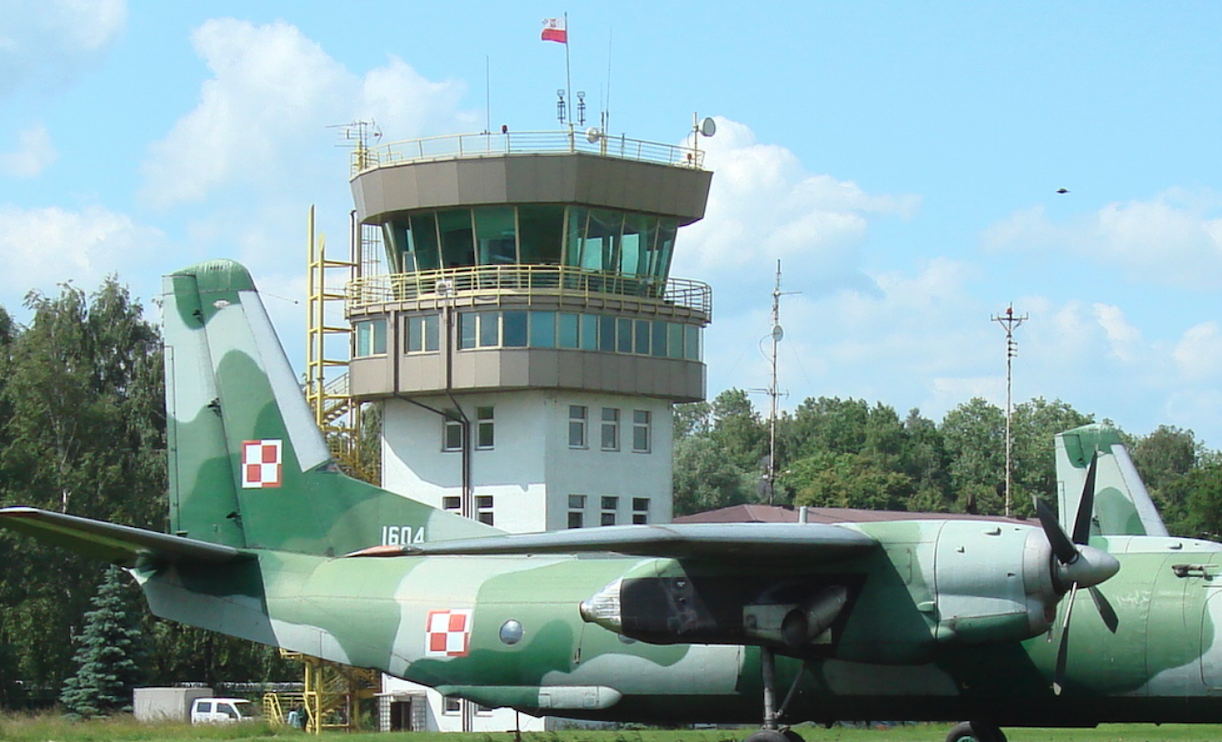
357,522,878,560
0,506,248,568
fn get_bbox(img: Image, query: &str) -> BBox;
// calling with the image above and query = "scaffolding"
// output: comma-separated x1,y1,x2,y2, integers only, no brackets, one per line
269,206,382,732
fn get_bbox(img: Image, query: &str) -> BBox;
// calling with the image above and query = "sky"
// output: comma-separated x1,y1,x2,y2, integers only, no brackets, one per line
2,1,1221,450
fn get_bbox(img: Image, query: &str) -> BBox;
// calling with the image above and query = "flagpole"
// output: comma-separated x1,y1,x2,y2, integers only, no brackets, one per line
564,12,572,137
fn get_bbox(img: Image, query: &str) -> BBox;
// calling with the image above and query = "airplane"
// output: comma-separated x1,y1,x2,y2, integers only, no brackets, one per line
3,258,1222,742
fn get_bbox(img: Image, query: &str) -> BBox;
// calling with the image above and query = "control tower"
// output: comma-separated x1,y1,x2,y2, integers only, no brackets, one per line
344,128,713,534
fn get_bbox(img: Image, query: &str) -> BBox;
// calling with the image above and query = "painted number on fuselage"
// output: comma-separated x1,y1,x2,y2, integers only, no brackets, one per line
382,526,425,546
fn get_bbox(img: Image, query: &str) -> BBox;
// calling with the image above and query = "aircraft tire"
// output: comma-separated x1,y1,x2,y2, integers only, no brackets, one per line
945,721,1006,742
744,730,788,742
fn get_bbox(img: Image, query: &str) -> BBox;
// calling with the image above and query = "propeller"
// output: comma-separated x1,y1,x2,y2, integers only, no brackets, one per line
1034,452,1120,694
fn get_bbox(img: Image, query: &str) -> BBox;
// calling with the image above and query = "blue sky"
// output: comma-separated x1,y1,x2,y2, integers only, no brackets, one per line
2,1,1221,450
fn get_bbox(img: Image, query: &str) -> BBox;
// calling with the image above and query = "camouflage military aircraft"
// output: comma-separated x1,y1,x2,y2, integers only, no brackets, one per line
3,259,1222,742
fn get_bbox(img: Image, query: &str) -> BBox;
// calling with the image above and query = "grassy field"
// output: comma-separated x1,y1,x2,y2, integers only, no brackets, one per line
2,715,1221,742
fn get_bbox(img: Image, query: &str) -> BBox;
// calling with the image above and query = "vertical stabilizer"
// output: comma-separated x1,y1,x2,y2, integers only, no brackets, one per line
1055,423,1168,537
163,259,497,556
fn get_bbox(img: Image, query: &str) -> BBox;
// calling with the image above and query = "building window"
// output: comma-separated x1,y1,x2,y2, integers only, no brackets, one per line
568,405,587,448
476,495,494,526
600,496,618,527
443,696,461,715
632,497,650,525
632,410,651,453
406,314,439,353
442,496,461,512
568,494,586,529
476,406,494,449
354,320,387,357
443,411,463,452
600,408,619,451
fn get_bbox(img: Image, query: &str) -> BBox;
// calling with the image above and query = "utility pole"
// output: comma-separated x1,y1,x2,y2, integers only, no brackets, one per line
992,306,1027,518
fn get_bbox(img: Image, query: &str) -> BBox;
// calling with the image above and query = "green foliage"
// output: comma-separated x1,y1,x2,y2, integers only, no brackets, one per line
672,435,752,516
60,566,148,718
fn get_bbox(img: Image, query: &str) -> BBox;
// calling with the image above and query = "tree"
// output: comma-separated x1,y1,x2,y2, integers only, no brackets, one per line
709,389,767,474
672,435,752,516
1163,463,1222,538
1009,397,1093,513
674,401,712,440
786,451,913,511
940,398,1005,514
60,566,147,717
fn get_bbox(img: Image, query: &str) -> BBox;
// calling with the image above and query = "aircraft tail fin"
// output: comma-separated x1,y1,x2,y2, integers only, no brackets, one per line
1055,423,1168,537
163,259,497,556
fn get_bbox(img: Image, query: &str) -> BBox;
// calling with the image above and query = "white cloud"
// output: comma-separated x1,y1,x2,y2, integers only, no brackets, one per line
1092,303,1143,363
0,204,162,295
141,19,473,208
0,124,57,177
0,0,126,98
1173,321,1222,381
983,191,1222,291
674,118,919,299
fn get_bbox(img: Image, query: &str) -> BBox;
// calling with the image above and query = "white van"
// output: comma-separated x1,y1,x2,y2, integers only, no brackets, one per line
190,697,257,724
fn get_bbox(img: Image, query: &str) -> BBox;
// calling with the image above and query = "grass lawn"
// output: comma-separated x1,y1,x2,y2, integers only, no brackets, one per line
2,715,1221,742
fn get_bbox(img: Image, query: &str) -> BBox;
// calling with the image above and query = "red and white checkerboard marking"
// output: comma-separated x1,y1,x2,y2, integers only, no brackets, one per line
426,609,472,657
241,439,282,489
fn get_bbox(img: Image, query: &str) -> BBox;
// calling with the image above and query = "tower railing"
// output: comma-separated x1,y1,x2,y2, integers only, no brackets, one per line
346,265,712,318
352,130,706,175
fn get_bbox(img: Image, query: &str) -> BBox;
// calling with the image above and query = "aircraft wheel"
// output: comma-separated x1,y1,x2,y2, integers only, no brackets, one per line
945,721,1006,742
744,730,788,742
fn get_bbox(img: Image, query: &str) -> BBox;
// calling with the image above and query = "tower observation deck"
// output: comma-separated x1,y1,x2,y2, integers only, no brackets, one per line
343,127,713,536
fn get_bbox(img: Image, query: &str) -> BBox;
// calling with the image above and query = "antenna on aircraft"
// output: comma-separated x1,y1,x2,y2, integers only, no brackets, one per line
992,305,1028,518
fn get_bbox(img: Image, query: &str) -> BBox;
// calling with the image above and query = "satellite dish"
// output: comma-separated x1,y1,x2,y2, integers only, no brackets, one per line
771,324,784,341
586,127,602,143
700,117,717,137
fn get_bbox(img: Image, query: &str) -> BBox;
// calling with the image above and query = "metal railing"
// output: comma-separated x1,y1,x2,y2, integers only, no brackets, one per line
346,265,712,317
351,130,706,175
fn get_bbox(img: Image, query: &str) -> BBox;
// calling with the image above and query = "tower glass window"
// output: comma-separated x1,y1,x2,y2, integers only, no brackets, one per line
354,320,387,357
518,205,564,266
474,206,517,266
443,411,463,452
633,410,651,453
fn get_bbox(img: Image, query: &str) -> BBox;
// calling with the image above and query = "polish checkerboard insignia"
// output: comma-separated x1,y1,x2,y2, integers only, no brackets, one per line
241,439,282,489
426,609,472,657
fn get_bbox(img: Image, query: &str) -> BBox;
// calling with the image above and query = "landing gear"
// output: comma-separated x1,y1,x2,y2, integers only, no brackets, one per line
743,647,808,742
945,721,1007,742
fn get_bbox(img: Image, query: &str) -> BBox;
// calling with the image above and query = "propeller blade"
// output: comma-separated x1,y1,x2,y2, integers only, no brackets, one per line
1089,586,1120,633
1037,498,1079,566
1053,583,1079,695
1071,452,1099,545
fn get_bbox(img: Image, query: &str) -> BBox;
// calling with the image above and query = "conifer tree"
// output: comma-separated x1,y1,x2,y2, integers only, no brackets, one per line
60,566,147,717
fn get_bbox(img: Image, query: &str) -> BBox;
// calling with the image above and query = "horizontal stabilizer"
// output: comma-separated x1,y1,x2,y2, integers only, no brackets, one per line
0,507,248,568
352,522,878,560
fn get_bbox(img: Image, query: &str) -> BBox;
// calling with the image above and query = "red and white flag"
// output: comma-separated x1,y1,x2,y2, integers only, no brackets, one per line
541,17,567,44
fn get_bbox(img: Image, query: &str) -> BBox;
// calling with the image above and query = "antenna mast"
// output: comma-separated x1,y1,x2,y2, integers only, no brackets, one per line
763,260,797,505
992,305,1028,517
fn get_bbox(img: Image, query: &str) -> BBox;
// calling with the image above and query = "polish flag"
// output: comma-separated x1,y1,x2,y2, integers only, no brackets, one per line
541,17,567,43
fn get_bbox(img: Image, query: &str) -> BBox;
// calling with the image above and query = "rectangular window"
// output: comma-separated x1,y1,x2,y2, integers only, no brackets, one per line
530,311,556,348
600,495,618,527
581,314,599,351
479,312,500,347
616,318,633,353
405,314,439,353
568,405,587,448
601,408,619,451
442,496,461,511
667,322,684,359
354,320,387,357
443,696,461,715
632,497,650,525
503,310,528,347
633,410,651,453
443,411,463,452
634,319,651,355
599,315,617,352
475,495,494,526
458,312,477,349
568,494,586,529
685,325,700,360
558,313,580,349
476,406,494,449
651,320,668,357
